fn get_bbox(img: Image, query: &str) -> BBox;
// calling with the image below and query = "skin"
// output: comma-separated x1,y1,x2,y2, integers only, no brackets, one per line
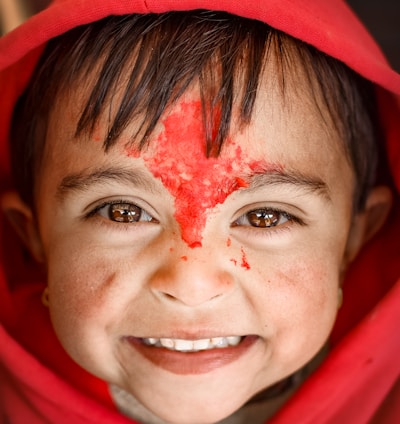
3,60,391,423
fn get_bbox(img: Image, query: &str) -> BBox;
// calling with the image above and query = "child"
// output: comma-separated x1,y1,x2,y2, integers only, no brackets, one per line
0,1,399,423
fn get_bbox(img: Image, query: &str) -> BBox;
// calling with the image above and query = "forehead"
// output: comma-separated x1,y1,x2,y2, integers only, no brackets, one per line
41,20,348,160
35,16,360,209
42,62,352,190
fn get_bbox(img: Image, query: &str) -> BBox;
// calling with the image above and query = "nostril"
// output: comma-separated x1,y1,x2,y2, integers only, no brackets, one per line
163,292,178,301
148,262,236,307
158,289,223,305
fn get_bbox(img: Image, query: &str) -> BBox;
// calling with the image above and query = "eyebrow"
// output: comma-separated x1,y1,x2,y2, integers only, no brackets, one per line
56,165,331,203
244,169,331,201
56,167,161,201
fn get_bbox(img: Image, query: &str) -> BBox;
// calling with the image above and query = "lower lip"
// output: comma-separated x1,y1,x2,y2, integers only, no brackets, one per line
125,336,259,375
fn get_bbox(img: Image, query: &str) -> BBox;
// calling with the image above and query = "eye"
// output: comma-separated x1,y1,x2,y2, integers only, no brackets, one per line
233,208,291,228
95,201,157,224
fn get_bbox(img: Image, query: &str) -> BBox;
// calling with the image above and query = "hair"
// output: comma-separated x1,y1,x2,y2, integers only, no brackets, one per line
10,10,382,211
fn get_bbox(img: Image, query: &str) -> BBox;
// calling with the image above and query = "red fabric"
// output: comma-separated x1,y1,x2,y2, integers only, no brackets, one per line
0,1,399,423
0,0,399,94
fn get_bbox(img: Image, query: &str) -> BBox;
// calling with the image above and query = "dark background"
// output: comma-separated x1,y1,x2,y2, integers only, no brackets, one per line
347,0,400,71
15,0,400,72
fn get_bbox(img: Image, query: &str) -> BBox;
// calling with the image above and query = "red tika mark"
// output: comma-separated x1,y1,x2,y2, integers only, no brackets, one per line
127,101,272,248
234,177,249,188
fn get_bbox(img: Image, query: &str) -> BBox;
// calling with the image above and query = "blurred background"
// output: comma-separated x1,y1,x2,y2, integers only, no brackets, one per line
348,0,400,71
0,0,399,70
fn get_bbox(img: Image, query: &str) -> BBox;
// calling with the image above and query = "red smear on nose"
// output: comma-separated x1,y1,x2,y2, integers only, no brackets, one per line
127,101,270,248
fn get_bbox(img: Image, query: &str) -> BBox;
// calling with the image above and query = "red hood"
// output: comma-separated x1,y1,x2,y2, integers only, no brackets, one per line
0,1,399,423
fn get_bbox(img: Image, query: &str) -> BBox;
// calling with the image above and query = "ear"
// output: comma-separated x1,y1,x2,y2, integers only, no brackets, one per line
344,186,392,266
1,191,45,263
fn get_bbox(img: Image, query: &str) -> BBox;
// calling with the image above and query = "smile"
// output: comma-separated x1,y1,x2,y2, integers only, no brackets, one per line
142,336,243,352
126,335,258,375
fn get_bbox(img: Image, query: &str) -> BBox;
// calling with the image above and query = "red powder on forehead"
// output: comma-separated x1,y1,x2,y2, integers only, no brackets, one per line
127,101,270,248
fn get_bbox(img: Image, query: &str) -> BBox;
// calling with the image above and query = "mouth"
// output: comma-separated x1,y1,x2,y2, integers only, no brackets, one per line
125,335,258,375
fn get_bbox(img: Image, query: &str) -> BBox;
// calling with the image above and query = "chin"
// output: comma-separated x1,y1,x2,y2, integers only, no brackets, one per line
124,387,248,424
148,407,238,424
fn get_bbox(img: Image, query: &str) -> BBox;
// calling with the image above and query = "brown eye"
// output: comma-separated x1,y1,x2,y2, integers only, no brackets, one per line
247,209,280,228
109,203,142,223
233,208,290,229
89,201,158,225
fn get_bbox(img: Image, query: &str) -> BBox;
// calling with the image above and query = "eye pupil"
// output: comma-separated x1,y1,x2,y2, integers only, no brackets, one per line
247,209,279,228
109,203,141,223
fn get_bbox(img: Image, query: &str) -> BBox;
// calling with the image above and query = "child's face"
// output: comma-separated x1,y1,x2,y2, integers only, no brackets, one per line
31,69,359,423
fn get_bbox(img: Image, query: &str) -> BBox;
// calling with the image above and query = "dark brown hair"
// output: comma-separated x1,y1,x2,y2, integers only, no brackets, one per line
10,10,381,210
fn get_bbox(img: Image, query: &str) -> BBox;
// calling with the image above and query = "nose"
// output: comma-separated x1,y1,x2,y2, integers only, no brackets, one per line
148,253,236,307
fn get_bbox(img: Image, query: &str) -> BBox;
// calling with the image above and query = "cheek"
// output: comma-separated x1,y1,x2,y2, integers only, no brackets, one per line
46,243,120,332
45,243,132,371
266,261,339,364
253,257,340,340
284,259,338,314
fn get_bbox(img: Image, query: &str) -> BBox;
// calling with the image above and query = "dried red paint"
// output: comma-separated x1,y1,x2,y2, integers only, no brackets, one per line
230,258,238,266
234,177,249,188
240,247,251,270
181,256,188,261
127,101,271,248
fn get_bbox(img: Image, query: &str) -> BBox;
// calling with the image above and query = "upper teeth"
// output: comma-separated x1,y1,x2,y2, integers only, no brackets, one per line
142,336,242,352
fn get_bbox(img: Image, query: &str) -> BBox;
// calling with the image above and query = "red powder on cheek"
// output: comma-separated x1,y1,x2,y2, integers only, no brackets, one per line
127,101,271,248
240,247,251,270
